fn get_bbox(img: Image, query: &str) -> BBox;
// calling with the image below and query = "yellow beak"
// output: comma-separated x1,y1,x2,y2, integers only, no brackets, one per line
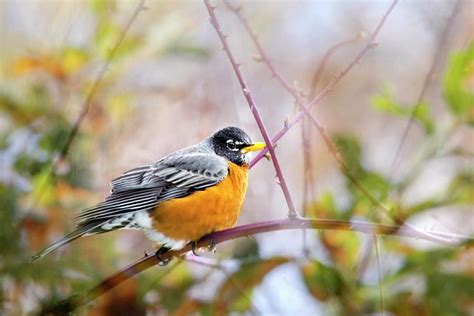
240,142,266,153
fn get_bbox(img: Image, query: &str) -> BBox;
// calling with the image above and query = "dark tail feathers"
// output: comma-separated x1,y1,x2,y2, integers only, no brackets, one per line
30,221,105,262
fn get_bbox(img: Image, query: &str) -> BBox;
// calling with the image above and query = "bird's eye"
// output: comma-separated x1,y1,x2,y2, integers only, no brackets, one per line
226,139,238,151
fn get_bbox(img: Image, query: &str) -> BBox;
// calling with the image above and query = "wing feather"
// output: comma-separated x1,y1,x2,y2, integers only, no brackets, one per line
75,148,228,225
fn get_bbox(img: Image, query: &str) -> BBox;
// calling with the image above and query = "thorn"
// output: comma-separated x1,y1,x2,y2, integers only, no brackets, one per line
142,6,150,11
274,176,281,185
235,63,241,68
223,34,228,39
210,5,217,11
242,88,250,95
284,116,290,128
264,153,272,161
252,55,264,63
330,72,338,78
144,251,149,258
369,41,379,48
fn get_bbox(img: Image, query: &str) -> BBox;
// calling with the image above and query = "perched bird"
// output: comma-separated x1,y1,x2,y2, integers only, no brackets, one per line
31,126,265,261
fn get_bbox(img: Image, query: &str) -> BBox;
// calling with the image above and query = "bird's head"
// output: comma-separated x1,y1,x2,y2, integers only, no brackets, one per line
209,126,266,166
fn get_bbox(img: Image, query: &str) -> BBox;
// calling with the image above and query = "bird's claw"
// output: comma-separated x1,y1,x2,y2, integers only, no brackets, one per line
155,246,172,266
191,241,200,256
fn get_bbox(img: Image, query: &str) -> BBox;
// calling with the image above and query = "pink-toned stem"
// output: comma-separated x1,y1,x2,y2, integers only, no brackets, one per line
42,216,461,313
250,0,400,168
223,0,299,100
226,0,451,245
308,37,359,99
204,0,298,218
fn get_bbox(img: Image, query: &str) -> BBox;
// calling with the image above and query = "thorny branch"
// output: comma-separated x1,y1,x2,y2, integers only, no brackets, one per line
204,0,298,218
223,0,452,245
389,0,462,183
250,0,400,168
42,217,466,313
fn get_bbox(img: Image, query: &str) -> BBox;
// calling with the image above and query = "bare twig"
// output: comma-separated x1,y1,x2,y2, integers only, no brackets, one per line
250,0,400,168
36,0,146,204
204,0,298,218
373,236,385,316
389,0,462,184
224,0,435,243
41,216,464,313
308,37,359,99
223,0,454,248
355,1,462,274
223,0,299,100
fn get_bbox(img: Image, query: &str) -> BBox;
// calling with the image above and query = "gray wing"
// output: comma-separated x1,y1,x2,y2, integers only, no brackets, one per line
75,151,229,224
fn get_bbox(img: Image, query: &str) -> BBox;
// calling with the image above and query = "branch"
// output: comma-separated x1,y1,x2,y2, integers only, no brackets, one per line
250,0,400,167
223,0,299,100
41,216,465,313
204,0,298,218
224,0,456,247
389,0,462,181
308,37,359,99
35,0,146,204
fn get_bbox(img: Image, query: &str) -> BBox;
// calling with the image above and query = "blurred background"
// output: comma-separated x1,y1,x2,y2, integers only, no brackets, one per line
0,0,473,314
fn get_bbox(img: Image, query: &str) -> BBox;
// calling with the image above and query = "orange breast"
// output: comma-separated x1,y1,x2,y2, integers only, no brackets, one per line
151,162,249,242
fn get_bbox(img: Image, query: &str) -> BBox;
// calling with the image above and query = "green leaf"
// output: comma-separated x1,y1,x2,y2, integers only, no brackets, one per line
446,172,474,205
443,42,474,120
319,231,361,270
232,237,259,260
426,272,474,315
399,248,456,274
165,44,211,59
301,260,345,301
371,88,435,134
213,257,289,314
333,135,362,174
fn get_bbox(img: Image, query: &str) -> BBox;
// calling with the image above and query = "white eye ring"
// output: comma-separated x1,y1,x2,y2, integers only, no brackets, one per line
226,139,239,151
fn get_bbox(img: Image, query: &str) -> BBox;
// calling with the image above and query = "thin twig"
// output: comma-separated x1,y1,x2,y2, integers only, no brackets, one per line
41,216,465,313
223,0,451,247
389,0,462,182
35,0,146,204
250,0,400,168
223,0,298,100
224,0,424,240
308,37,359,100
373,236,384,316
204,0,298,218
355,1,462,276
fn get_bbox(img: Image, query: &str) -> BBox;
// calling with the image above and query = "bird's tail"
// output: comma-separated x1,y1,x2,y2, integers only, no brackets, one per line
30,221,105,262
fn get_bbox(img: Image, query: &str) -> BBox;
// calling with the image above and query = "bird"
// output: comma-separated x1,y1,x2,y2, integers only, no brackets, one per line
31,126,265,262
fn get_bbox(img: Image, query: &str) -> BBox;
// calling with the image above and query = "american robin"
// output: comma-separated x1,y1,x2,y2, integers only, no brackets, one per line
31,126,265,261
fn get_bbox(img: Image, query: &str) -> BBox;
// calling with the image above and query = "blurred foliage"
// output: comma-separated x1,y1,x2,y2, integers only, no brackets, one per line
371,88,435,135
0,0,472,314
443,42,474,123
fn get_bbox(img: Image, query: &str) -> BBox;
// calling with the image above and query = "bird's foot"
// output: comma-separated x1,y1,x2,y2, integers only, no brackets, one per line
208,239,217,254
190,238,216,256
155,246,172,266
191,241,200,256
